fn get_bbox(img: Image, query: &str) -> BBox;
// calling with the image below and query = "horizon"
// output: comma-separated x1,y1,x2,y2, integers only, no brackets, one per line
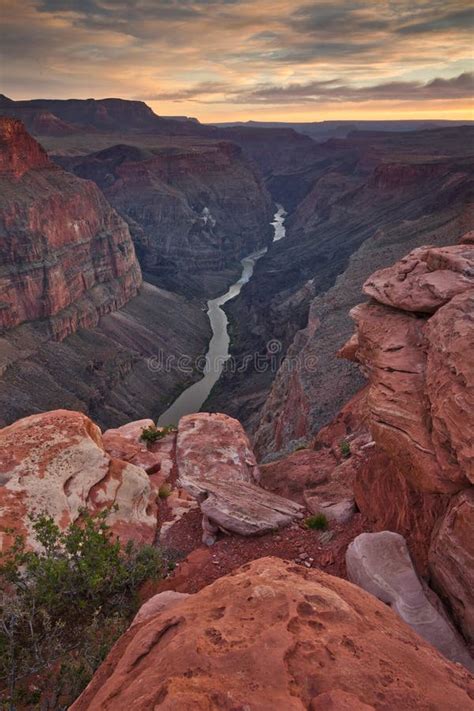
1,1,473,123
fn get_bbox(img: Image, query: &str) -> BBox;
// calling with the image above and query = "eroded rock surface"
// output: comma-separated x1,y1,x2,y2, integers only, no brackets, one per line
71,557,474,711
0,410,157,552
346,531,473,670
176,413,303,541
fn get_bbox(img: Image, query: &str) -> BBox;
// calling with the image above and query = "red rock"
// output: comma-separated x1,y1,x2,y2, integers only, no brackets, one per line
71,557,474,711
429,490,474,643
0,118,142,338
363,245,473,313
0,410,157,552
176,413,303,540
425,290,474,484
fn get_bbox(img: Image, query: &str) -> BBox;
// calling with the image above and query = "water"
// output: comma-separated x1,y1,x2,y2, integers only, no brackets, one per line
157,204,287,426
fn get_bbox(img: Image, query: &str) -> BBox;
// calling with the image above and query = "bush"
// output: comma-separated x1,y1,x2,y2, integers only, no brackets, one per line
140,424,177,444
340,440,351,458
0,509,163,707
158,483,172,499
305,513,329,531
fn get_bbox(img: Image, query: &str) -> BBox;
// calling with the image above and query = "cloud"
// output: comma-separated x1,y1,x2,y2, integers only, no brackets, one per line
1,1,473,120
236,72,474,104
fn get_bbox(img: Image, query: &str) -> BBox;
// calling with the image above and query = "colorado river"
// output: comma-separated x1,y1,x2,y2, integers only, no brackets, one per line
157,205,287,426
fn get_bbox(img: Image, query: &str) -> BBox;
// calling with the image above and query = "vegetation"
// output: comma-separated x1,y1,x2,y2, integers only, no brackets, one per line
340,439,351,459
0,509,163,708
158,483,172,499
305,513,329,531
140,424,177,444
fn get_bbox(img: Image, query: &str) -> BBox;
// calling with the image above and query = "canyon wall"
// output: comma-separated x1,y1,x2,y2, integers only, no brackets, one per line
0,119,210,428
58,140,274,297
206,127,474,445
0,117,142,339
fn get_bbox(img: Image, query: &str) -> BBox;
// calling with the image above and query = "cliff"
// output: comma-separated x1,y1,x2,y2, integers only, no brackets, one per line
0,119,211,428
339,243,474,643
0,118,142,340
58,140,274,297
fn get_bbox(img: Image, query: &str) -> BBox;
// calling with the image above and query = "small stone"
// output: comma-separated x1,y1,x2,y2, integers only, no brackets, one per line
299,552,309,560
304,561,312,568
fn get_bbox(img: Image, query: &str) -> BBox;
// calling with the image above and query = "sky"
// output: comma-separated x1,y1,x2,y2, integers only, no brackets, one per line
1,0,473,122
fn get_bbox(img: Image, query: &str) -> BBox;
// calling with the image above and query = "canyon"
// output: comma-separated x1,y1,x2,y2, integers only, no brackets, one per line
0,96,473,707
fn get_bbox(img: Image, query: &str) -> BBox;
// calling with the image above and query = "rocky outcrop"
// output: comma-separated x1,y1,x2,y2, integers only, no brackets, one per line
176,413,303,542
340,244,474,642
0,118,142,339
0,410,157,552
71,557,474,711
346,532,473,670
58,141,273,297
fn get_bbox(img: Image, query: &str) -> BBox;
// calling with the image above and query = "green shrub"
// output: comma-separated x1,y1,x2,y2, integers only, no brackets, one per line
158,483,172,499
305,513,329,531
340,439,351,458
0,509,163,706
141,424,177,444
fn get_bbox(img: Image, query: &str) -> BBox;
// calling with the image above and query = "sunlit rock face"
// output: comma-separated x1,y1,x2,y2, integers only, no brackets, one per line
0,117,142,339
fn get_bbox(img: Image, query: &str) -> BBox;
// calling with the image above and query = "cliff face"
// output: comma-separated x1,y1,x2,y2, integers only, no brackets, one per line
0,119,211,428
339,244,474,642
0,118,142,340
59,140,274,297
208,127,474,445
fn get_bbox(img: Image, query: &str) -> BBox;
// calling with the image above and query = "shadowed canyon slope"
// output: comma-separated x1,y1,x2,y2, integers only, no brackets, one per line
206,127,474,448
57,140,274,298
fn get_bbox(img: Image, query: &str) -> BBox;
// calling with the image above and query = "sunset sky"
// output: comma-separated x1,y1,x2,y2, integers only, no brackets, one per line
1,0,473,122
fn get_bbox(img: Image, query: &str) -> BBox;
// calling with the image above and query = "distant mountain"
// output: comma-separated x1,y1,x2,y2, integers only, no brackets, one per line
215,119,474,142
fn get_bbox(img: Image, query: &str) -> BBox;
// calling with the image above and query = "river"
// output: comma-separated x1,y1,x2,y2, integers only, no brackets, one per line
157,204,287,426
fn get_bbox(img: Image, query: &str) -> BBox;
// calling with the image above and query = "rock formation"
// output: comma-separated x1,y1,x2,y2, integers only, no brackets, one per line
0,117,142,338
176,413,303,542
0,410,157,553
346,531,473,670
70,557,474,710
0,119,212,429
340,244,473,642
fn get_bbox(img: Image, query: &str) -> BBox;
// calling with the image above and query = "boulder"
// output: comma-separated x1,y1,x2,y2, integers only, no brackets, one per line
71,557,474,711
363,245,474,313
346,531,473,670
131,591,190,628
103,419,176,476
429,490,474,642
0,410,157,552
176,413,303,541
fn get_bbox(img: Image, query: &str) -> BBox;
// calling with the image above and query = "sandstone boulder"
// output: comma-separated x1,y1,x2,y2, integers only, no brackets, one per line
0,410,157,552
71,557,474,711
346,531,473,670
176,413,303,541
131,591,190,628
363,244,474,313
429,489,474,643
103,419,176,476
